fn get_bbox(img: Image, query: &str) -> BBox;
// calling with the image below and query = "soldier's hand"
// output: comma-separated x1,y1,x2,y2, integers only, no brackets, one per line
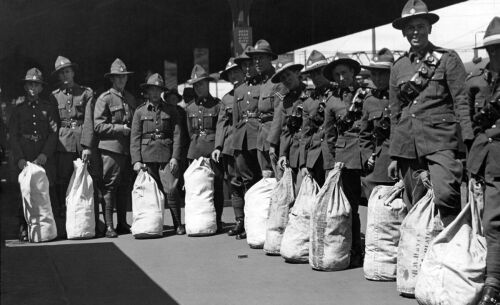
133,162,144,172
81,149,92,163
211,149,221,163
300,167,310,178
169,158,178,175
278,156,288,170
18,159,27,170
34,153,47,166
388,160,399,181
122,124,131,136
366,155,376,172
269,146,278,163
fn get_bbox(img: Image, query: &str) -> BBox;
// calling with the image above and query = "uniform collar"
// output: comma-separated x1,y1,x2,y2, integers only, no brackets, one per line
372,88,389,99
409,42,434,62
195,94,215,106
256,67,276,84
147,100,162,112
110,87,124,98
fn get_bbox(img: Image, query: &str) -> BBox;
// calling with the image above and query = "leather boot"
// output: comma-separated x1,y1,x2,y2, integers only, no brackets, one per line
176,224,186,235
236,231,246,240
478,286,500,305
18,223,28,242
105,225,118,238
228,218,244,236
115,222,131,234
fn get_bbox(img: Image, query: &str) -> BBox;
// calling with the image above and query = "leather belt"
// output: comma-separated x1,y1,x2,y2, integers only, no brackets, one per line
242,111,259,119
22,134,42,142
197,129,215,136
61,120,83,128
259,114,273,123
143,132,168,140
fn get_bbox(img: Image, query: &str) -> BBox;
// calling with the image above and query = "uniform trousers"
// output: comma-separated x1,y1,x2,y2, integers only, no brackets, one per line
398,149,462,226
235,148,262,192
484,174,500,287
101,150,133,226
144,162,182,228
308,156,327,187
223,154,245,220
340,169,363,255
87,148,105,232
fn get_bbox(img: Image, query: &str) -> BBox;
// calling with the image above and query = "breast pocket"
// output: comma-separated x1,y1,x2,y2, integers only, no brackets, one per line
203,112,217,129
429,70,446,98
260,95,275,111
109,104,124,123
140,115,154,133
160,112,172,131
189,113,199,129
368,110,383,121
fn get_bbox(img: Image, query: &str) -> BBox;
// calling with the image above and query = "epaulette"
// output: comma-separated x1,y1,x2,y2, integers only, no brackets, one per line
52,88,61,94
136,102,147,109
394,51,409,64
466,68,485,81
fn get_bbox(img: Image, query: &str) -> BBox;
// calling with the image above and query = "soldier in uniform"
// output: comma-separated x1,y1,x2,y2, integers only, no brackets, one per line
9,68,59,241
387,0,473,227
272,61,308,187
212,58,246,239
300,50,336,186
235,46,257,80
233,40,279,189
130,73,185,235
185,64,224,232
94,58,137,237
50,56,94,219
323,54,364,267
467,17,500,305
359,48,395,198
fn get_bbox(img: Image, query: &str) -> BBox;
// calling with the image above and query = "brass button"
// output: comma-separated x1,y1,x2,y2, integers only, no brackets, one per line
411,114,415,118
492,125,497,128
413,101,417,104
32,114,35,118
34,130,37,134
33,122,36,125
488,138,493,143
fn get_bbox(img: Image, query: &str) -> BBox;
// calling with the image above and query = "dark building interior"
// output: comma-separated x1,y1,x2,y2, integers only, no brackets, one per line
0,0,463,99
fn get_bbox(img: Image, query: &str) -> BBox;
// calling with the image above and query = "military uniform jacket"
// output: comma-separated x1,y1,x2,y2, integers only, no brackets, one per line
275,84,308,169
130,101,181,165
324,86,363,170
389,43,473,159
186,95,220,159
50,84,93,153
9,98,59,164
302,85,336,170
81,96,97,149
359,90,392,183
94,88,137,155
215,88,237,156
467,69,500,177
232,69,277,151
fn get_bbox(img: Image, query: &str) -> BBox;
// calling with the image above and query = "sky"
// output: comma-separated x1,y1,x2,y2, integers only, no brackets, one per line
292,0,498,65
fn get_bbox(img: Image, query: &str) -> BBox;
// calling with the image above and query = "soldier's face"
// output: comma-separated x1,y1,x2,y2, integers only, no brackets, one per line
58,67,75,85
227,68,245,85
146,87,163,103
403,18,431,50
24,82,43,97
369,69,390,90
331,64,355,88
253,54,272,74
110,75,128,91
279,69,301,90
308,68,329,87
193,79,209,97
240,60,256,78
486,44,500,70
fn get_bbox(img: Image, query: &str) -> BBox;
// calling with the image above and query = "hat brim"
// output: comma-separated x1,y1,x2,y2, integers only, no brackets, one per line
220,65,242,82
234,56,252,65
52,63,78,75
246,50,278,60
188,76,215,85
104,71,134,78
474,35,500,49
360,63,392,70
323,58,361,81
301,61,328,74
271,63,304,83
392,13,439,30
22,78,47,85
140,83,168,90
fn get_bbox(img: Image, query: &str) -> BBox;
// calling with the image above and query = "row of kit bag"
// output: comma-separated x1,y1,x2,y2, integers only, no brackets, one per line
244,162,354,270
364,171,487,305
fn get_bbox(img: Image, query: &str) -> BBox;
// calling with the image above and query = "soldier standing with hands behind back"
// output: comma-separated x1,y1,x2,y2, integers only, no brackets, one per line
94,58,137,238
130,73,184,235
9,68,59,241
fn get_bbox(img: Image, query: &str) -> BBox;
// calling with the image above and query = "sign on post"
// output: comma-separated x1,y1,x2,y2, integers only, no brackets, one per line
233,27,252,57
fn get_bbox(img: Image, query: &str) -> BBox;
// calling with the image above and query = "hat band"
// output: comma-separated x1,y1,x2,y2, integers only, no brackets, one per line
305,60,328,70
401,11,428,18
370,61,392,67
483,33,500,45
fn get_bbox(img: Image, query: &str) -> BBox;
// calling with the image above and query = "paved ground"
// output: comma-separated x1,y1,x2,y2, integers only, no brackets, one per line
1,178,416,305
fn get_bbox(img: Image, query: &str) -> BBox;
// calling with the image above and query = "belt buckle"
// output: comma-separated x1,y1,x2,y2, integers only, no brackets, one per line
151,133,158,140
32,135,40,142
70,121,77,129
199,130,207,136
